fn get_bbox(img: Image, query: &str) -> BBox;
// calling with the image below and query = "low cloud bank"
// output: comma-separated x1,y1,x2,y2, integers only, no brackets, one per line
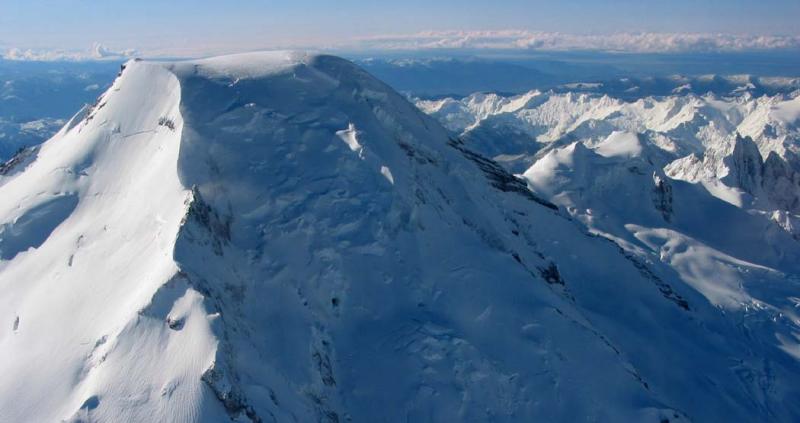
2,32,798,61
2,43,137,61
350,31,800,53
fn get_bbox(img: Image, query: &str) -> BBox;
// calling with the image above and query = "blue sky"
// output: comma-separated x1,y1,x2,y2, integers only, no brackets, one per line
1,0,799,56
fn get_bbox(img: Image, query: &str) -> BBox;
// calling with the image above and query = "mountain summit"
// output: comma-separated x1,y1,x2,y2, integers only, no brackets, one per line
1,52,799,422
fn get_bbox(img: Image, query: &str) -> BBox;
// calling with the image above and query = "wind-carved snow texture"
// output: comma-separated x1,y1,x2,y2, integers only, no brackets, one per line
1,52,800,422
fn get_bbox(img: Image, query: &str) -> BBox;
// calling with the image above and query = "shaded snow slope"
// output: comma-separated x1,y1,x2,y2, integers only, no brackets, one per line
2,52,800,422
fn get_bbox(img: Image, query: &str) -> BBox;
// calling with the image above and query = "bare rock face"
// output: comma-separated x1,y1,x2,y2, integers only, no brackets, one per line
763,151,800,213
721,134,765,196
652,172,674,222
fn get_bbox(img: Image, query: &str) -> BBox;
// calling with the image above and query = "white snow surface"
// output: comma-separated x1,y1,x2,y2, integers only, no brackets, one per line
595,131,643,158
1,52,800,422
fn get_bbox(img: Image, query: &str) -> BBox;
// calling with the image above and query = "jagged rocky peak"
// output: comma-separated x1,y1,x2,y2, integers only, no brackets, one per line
651,172,674,222
763,151,800,214
721,133,764,194
664,132,800,216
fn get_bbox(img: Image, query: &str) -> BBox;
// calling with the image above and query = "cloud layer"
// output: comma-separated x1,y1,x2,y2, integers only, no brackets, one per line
349,31,800,53
1,43,137,61
2,32,798,61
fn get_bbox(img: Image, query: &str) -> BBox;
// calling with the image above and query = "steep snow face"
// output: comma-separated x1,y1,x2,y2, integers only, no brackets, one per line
2,52,800,422
0,60,226,422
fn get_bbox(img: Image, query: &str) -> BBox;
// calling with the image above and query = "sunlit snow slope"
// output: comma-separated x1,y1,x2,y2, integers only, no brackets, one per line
2,52,800,422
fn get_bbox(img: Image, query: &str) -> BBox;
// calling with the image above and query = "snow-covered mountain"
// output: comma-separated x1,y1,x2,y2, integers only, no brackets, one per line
4,56,799,162
2,52,800,422
550,74,800,100
417,90,800,233
419,88,800,339
417,89,800,160
418,86,800,417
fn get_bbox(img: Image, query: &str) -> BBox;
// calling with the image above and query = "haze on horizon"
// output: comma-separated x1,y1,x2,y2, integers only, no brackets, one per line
1,0,799,59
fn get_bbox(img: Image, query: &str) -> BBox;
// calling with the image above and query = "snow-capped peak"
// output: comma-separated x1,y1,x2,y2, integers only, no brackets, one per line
3,52,800,422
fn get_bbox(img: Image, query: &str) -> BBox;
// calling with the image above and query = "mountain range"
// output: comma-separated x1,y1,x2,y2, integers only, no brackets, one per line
1,52,799,422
